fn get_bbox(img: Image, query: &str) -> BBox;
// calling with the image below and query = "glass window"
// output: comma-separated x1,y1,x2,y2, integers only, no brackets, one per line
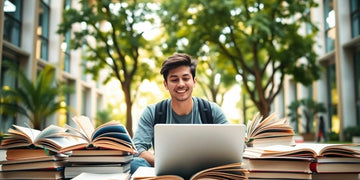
61,0,71,73
324,0,335,53
355,51,360,125
37,0,50,61
326,64,339,133
62,30,71,72
351,0,360,37
0,57,18,133
3,0,22,46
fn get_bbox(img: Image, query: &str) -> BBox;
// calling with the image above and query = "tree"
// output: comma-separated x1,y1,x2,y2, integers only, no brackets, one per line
57,0,156,136
288,98,326,133
158,0,321,117
300,98,326,133
195,51,237,105
287,100,301,133
0,62,73,130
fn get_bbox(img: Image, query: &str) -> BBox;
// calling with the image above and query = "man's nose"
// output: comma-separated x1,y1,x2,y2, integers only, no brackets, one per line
178,79,185,86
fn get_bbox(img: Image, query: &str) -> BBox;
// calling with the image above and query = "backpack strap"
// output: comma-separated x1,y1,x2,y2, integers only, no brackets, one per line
154,99,168,126
197,97,213,124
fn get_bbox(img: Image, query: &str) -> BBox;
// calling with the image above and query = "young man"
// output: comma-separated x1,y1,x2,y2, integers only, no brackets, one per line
131,53,228,173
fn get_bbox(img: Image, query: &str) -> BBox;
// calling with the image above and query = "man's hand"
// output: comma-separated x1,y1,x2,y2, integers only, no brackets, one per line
138,150,154,166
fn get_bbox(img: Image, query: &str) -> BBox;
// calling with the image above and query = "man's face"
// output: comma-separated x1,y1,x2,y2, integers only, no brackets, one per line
164,65,196,102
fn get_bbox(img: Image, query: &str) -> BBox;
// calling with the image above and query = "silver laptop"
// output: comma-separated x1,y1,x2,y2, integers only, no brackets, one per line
154,124,245,179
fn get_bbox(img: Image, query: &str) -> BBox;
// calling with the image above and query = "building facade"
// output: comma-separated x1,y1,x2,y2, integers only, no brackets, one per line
274,0,360,140
0,0,105,132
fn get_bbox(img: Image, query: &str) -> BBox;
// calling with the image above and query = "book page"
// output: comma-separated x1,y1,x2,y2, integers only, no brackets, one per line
131,167,184,180
72,116,95,141
10,125,42,143
72,172,130,180
35,125,67,140
190,163,247,180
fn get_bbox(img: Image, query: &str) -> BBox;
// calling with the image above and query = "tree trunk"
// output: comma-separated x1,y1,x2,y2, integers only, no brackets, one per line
122,82,133,137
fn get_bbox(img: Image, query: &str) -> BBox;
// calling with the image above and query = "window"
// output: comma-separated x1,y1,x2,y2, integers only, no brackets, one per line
324,0,335,53
0,57,18,132
61,0,71,72
351,0,360,37
326,64,339,133
355,51,360,125
37,0,50,61
3,0,22,46
62,30,71,72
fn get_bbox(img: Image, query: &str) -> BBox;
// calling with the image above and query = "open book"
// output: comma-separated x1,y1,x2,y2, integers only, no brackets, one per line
131,163,248,180
0,124,80,153
246,112,295,147
60,116,136,154
244,143,360,159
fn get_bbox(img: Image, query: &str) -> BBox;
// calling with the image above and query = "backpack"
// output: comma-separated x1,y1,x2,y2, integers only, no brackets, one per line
153,97,213,126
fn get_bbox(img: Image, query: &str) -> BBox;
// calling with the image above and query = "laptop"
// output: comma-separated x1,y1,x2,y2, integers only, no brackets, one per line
154,124,246,179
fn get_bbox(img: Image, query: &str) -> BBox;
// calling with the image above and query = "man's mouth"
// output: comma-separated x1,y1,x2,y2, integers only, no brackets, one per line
176,89,187,93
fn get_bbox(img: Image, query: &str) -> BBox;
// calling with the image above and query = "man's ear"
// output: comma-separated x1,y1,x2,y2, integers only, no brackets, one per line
163,80,169,90
194,77,197,85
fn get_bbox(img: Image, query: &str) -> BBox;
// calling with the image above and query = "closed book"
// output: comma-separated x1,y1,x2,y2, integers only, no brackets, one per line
70,149,130,156
246,171,312,180
1,155,67,165
1,160,66,171
316,157,360,163
312,173,359,180
68,154,133,163
310,162,360,173
0,170,63,179
64,163,130,179
243,157,312,173
6,148,56,160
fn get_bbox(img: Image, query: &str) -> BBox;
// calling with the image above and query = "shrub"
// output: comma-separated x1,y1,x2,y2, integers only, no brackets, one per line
343,126,360,142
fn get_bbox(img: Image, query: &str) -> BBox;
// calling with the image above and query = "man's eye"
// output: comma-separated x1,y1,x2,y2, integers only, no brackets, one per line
170,79,178,82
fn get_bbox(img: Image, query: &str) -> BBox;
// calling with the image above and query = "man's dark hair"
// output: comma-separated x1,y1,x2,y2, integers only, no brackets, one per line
160,53,197,82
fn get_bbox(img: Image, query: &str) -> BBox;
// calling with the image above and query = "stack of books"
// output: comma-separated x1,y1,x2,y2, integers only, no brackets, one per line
60,116,137,179
64,149,132,179
0,116,137,179
244,143,360,180
0,124,75,179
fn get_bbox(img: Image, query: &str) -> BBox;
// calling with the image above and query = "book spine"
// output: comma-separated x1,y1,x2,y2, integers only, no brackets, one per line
309,162,317,173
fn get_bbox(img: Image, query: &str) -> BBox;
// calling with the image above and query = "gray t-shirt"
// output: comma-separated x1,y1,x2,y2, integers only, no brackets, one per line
133,97,228,155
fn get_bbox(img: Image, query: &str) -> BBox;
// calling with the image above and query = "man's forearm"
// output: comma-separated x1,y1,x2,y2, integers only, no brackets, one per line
138,150,155,166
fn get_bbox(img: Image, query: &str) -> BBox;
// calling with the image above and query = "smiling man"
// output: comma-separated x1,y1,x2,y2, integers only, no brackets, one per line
131,53,228,174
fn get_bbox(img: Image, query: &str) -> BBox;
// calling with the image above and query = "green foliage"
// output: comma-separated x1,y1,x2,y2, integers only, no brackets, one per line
287,100,301,133
328,131,339,141
195,50,238,105
0,62,74,130
288,98,326,133
95,103,127,128
158,0,321,117
57,0,157,136
343,126,360,141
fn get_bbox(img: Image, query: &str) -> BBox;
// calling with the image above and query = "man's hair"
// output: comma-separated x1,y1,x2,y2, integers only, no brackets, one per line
160,53,197,82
